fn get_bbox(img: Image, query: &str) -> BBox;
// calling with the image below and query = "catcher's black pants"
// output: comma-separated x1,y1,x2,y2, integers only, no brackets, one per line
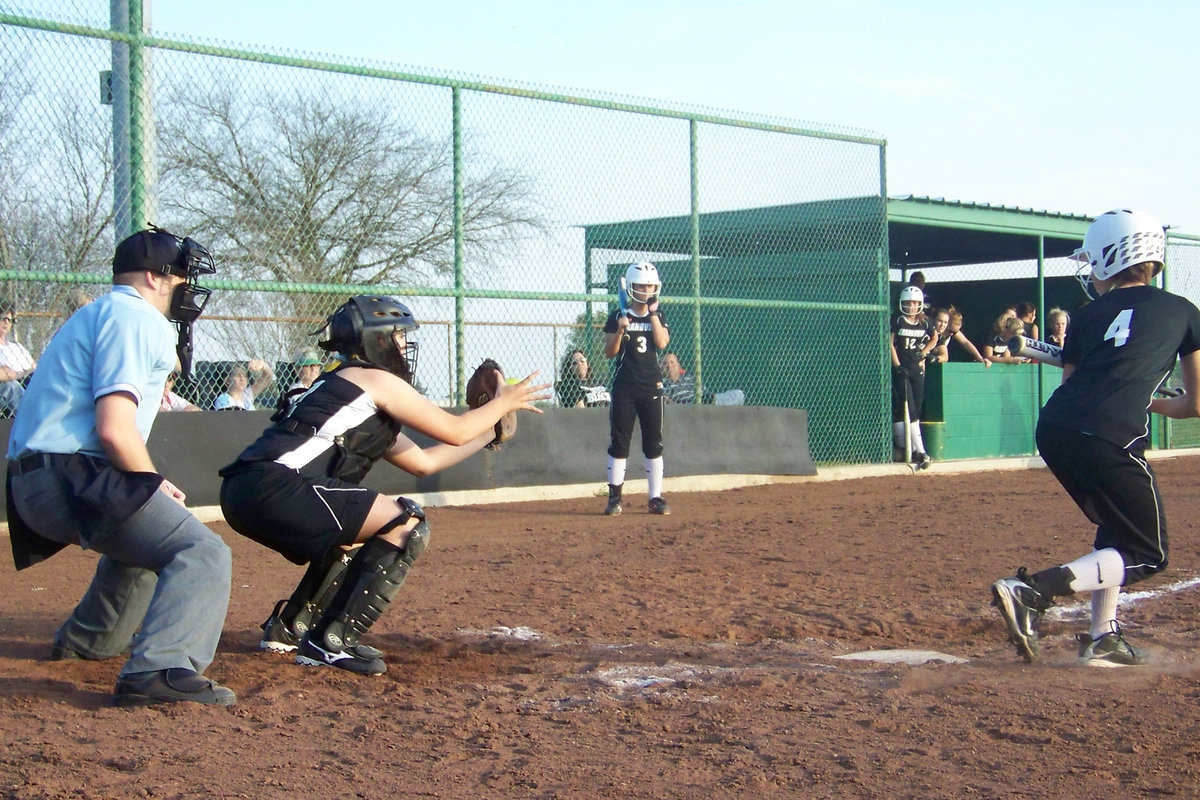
607,385,664,460
1036,423,1168,585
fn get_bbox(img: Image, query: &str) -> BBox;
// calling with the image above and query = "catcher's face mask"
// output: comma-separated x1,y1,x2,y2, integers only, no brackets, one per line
319,296,419,383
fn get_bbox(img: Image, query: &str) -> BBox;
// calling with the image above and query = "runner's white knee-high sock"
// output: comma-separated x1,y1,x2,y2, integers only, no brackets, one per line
645,456,664,499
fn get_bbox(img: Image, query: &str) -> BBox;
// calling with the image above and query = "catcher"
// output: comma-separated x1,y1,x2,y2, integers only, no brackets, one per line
218,295,548,676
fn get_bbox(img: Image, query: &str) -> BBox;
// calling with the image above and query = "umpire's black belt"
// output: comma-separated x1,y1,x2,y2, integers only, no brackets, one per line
7,452,51,477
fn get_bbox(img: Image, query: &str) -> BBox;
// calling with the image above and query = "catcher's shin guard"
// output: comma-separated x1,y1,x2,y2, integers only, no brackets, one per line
281,546,355,638
310,506,429,653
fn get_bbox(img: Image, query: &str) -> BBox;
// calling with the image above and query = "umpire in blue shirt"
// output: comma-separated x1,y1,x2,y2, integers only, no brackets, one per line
5,227,235,706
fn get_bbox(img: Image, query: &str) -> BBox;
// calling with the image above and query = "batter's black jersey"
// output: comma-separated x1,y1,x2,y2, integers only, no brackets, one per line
220,365,404,484
1040,285,1200,449
891,313,933,369
605,309,668,390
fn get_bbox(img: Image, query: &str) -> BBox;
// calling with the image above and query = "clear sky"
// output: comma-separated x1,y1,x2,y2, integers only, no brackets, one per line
134,0,1200,234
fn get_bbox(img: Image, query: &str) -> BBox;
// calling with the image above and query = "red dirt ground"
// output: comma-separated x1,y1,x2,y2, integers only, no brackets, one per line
3,455,1200,799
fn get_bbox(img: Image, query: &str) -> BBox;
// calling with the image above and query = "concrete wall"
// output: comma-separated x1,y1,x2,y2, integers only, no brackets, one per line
0,406,815,518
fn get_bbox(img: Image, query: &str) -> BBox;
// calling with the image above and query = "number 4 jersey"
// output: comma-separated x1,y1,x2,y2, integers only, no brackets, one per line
1041,285,1200,449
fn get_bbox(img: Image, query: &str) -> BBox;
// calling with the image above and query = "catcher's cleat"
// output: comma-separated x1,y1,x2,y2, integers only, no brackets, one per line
991,569,1052,663
648,496,671,515
295,635,386,676
260,599,300,653
604,496,623,516
1077,623,1145,668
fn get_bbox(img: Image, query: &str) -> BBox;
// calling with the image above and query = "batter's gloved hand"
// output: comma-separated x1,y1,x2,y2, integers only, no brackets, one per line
465,358,517,450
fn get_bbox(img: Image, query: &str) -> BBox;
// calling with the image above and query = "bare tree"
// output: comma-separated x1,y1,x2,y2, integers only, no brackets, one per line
158,82,544,285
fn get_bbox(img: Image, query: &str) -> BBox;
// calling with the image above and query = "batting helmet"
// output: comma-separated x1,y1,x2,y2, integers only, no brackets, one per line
1072,210,1166,295
625,262,662,304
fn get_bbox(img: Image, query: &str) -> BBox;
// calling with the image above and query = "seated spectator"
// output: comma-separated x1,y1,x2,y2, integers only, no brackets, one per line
660,352,711,404
1046,307,1070,348
1017,301,1040,341
927,306,990,367
556,349,610,407
0,305,36,416
212,358,275,411
982,314,1028,364
274,349,324,418
161,360,201,412
66,287,94,317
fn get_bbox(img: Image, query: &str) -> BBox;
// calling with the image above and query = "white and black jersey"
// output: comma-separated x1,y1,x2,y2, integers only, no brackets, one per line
1041,285,1200,449
221,365,403,484
605,309,668,391
892,313,932,368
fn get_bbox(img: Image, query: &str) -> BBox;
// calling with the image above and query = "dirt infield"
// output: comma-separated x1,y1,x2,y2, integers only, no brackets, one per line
3,456,1200,799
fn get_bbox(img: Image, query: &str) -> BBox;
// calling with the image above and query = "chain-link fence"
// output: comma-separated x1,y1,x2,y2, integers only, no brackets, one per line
0,4,891,463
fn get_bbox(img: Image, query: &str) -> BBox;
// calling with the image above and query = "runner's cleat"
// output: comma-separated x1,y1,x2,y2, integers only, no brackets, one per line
1077,624,1146,667
991,569,1052,663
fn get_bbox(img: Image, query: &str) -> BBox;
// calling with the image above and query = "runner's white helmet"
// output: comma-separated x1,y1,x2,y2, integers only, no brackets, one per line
1072,209,1166,296
625,262,662,304
899,285,924,316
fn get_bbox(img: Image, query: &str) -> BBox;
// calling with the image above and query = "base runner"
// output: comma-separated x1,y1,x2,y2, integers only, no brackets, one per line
992,209,1200,666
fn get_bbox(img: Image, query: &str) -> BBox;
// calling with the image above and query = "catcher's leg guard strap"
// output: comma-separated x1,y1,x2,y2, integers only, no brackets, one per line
314,518,431,651
282,546,354,637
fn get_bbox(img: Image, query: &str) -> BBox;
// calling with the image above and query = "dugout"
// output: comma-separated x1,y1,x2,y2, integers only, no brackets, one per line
582,196,1111,463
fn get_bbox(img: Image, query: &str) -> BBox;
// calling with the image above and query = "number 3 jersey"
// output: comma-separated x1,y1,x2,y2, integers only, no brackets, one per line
605,309,668,391
1040,285,1200,449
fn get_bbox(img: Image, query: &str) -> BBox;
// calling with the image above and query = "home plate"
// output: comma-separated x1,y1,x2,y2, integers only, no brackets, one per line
835,649,968,665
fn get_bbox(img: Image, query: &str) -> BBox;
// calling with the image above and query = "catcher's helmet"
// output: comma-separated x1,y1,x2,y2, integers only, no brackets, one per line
1072,209,1166,297
625,261,662,304
899,285,924,316
317,296,419,383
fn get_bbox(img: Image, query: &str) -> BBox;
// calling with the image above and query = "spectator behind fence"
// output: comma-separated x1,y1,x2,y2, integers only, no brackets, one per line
1017,301,1040,341
982,311,1029,364
660,351,712,404
274,349,324,419
556,349,610,408
0,304,37,417
927,307,990,367
66,287,94,317
160,360,200,412
213,359,275,411
1047,307,1070,349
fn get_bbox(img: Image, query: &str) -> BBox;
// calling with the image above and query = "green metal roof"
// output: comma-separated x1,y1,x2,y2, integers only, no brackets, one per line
581,195,1100,269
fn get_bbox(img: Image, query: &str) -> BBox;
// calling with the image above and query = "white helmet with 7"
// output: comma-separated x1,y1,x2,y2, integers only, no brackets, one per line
625,261,662,305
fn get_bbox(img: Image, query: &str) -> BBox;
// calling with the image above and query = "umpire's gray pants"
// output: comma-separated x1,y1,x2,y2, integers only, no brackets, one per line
13,476,231,677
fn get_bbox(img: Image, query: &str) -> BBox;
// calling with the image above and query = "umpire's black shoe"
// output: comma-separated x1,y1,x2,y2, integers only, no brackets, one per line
296,634,386,676
49,643,83,661
114,668,236,707
991,568,1052,663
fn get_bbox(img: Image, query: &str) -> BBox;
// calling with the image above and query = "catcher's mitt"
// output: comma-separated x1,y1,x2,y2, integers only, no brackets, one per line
465,358,517,450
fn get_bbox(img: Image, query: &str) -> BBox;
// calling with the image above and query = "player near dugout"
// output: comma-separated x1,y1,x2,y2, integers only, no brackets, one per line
992,209,1200,666
602,262,671,516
